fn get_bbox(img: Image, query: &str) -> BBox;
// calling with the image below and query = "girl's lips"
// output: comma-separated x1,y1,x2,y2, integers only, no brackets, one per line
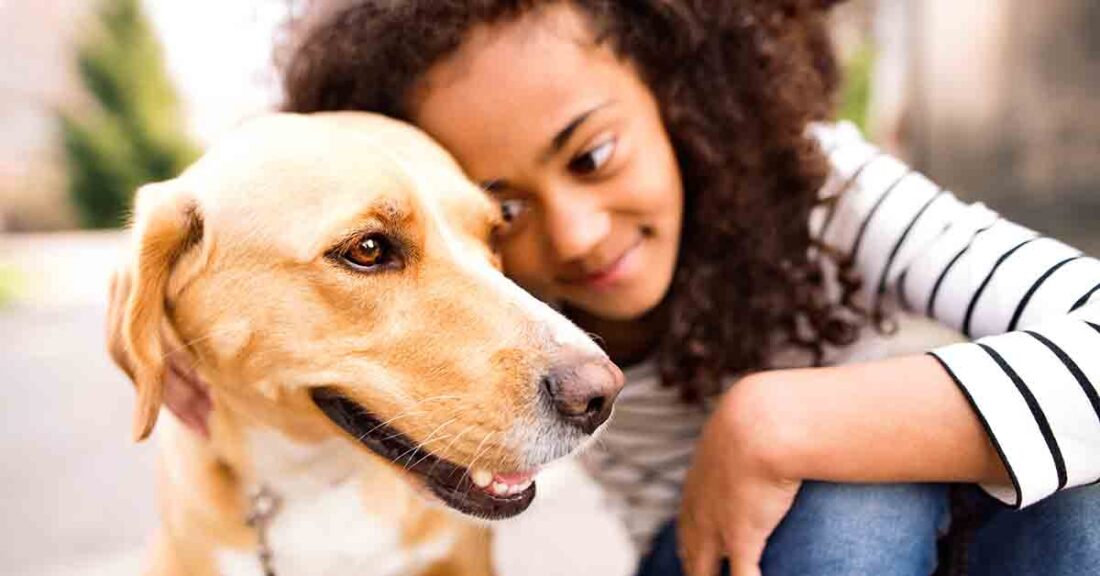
576,240,642,290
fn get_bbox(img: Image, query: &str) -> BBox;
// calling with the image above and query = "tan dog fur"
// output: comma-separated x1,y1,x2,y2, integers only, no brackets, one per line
109,113,611,576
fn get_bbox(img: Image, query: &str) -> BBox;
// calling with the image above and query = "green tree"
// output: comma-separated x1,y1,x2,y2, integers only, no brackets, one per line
59,0,198,229
838,41,876,136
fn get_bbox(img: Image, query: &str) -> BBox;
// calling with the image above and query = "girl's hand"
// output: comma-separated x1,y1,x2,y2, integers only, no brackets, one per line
677,356,1010,576
678,374,801,576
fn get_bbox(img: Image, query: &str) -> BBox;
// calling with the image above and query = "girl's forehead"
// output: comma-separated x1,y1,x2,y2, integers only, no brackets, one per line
428,4,597,79
409,4,638,173
414,4,613,107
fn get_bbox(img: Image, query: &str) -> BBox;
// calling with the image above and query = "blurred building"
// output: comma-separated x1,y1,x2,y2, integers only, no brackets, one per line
0,0,1097,244
0,0,88,230
0,0,287,232
873,0,1100,253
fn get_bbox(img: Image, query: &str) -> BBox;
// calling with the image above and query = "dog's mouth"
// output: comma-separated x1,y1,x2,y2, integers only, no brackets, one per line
310,388,537,520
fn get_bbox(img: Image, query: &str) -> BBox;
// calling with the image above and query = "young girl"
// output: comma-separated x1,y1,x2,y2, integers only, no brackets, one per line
193,1,1100,574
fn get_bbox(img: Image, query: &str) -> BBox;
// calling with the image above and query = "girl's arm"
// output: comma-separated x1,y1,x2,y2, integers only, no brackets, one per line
810,122,1100,506
730,354,1010,485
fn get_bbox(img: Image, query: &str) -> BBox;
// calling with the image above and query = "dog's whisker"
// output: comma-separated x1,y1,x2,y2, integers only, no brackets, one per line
396,416,459,469
156,325,242,364
357,395,462,437
406,433,457,470
584,331,607,348
361,394,464,443
460,432,496,495
360,410,426,442
409,393,465,406
394,433,453,468
427,424,476,477
365,394,463,439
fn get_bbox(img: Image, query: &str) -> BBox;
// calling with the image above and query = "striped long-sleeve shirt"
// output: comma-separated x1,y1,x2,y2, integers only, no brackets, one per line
581,121,1100,551
812,121,1100,509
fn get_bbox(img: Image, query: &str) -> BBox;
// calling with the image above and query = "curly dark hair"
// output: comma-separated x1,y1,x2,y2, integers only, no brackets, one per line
281,0,865,402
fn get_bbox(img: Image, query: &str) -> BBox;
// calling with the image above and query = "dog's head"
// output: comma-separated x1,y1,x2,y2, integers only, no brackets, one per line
112,112,622,519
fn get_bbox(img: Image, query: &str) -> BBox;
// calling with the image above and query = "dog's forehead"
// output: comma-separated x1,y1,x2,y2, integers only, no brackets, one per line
185,113,495,257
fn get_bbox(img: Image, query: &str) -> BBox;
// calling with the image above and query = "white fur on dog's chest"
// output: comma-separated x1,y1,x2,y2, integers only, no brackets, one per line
215,430,456,576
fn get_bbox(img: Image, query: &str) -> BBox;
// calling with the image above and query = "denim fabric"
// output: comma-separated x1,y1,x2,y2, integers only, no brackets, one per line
965,482,1100,575
636,482,1100,576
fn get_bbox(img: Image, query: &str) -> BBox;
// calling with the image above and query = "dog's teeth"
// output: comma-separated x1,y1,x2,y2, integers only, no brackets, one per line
471,468,493,488
491,482,509,496
507,481,532,496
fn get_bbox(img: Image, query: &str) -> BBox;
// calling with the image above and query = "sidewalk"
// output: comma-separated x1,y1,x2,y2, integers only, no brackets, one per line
0,232,157,575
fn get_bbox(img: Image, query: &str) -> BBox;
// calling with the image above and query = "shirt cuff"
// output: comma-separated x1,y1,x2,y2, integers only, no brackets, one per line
928,311,1100,508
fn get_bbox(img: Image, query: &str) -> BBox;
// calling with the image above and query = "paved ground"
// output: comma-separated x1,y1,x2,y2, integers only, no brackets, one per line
0,232,154,575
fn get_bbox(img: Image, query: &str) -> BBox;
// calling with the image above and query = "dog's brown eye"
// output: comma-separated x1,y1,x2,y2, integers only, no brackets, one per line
340,234,397,271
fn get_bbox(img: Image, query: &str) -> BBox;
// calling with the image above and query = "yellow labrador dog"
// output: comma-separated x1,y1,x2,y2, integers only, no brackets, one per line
108,113,623,576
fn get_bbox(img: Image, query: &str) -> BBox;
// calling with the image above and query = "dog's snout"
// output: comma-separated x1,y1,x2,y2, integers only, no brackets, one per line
542,353,624,435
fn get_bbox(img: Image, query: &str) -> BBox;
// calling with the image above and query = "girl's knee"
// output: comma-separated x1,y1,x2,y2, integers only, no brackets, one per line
970,484,1100,575
761,482,948,576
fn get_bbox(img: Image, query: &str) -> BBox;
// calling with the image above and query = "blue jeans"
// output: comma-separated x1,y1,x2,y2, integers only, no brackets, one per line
636,482,1100,576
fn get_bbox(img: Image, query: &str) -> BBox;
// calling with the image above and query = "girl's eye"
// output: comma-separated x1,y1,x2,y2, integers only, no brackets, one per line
568,139,615,175
336,233,401,271
495,198,529,238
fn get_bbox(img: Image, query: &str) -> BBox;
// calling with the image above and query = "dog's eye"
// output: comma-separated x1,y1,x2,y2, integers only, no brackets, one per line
339,233,399,271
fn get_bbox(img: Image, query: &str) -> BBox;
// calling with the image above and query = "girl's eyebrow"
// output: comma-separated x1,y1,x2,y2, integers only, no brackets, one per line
540,100,613,163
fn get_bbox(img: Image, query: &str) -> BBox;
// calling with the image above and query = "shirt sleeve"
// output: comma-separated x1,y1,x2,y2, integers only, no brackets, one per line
809,121,1100,508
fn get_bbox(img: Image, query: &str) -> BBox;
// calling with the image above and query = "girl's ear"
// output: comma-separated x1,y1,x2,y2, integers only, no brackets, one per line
115,179,205,441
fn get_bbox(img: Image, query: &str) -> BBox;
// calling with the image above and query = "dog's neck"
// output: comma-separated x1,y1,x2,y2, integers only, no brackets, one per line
242,427,361,497
229,417,358,575
208,418,460,576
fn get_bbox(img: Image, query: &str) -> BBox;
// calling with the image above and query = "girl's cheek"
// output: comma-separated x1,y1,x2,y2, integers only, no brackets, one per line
501,240,552,293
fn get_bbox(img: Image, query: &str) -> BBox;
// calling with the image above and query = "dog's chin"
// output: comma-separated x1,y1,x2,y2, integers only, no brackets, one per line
310,388,537,520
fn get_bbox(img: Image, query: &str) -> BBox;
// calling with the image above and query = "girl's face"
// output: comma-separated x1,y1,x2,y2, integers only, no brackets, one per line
411,4,683,321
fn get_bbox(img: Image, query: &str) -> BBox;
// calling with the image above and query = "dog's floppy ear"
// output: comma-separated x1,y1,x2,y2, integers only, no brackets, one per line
116,179,205,441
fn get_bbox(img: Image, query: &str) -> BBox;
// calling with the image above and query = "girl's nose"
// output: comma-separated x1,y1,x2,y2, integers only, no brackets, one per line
542,189,611,264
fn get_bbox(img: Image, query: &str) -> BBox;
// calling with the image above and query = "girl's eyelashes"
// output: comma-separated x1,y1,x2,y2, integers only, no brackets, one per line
495,197,530,238
500,198,526,223
567,138,616,175
480,179,530,238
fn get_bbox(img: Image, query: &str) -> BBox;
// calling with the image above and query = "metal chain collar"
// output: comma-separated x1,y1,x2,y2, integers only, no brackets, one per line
245,485,282,576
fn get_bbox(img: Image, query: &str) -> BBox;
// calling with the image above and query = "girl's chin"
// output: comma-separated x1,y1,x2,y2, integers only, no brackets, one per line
566,289,665,322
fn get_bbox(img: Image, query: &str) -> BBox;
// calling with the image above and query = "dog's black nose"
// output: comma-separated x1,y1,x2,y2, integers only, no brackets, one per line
542,354,624,434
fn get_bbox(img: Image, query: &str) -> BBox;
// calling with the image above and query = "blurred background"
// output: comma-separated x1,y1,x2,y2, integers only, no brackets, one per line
0,0,1096,574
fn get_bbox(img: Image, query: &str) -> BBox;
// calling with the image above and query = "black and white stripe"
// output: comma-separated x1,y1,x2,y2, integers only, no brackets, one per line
1007,256,1082,331
924,219,1001,319
875,188,947,299
812,122,1100,507
1072,282,1100,313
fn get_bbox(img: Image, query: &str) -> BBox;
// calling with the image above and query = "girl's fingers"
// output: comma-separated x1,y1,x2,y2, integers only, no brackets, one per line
719,511,771,576
679,523,722,576
686,542,721,576
728,561,762,576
